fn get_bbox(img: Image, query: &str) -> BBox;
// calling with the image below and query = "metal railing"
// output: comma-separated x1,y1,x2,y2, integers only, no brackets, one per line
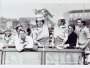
0,47,85,65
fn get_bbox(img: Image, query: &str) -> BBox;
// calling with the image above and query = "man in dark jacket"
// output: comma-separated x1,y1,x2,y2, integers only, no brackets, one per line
57,24,77,49
56,24,79,65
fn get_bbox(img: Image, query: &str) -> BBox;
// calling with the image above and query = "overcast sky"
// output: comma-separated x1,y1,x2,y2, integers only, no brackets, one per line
0,0,90,22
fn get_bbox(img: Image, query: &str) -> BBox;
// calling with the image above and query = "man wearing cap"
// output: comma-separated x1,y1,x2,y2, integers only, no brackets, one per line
54,17,67,46
0,28,14,50
33,15,49,47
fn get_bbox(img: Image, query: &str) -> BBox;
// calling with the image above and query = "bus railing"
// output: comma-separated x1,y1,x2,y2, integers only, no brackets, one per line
0,47,86,65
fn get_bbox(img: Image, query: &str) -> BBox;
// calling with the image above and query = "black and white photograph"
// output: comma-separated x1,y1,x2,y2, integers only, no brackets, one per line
0,0,90,66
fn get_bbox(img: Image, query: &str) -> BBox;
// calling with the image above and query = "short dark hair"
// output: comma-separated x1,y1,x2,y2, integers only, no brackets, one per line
82,21,86,26
16,25,23,31
58,19,66,25
35,20,45,24
77,18,82,21
68,24,75,31
26,28,31,35
19,29,26,34
61,19,66,25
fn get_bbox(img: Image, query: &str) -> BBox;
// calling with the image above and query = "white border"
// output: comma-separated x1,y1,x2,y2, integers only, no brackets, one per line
0,0,90,68
0,65,90,68
1,0,90,3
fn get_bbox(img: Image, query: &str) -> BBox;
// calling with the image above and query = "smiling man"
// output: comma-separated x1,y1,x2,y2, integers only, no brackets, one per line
0,28,14,50
14,29,34,51
56,24,79,64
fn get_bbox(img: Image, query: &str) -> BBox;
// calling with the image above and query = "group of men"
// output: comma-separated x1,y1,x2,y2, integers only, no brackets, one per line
57,18,90,50
0,25,34,51
0,16,90,52
0,8,90,64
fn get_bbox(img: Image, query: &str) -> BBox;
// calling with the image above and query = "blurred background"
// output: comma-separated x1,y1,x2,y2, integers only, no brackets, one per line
0,0,90,65
0,2,90,31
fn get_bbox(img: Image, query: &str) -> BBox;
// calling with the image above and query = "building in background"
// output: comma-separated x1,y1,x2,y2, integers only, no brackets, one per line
64,9,90,33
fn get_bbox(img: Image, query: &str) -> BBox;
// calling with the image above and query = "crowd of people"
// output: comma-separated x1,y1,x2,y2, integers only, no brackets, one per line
0,8,90,64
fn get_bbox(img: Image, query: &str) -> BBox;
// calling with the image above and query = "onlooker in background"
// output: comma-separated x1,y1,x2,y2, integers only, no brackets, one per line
14,29,34,51
75,19,90,64
76,20,90,49
15,25,23,34
0,30,3,40
0,28,14,50
75,18,82,36
26,28,31,36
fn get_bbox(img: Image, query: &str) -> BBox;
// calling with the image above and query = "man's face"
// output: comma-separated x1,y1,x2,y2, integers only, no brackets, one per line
68,26,74,34
19,31,26,39
5,31,11,37
36,20,43,27
18,26,23,32
58,19,65,26
77,20,83,27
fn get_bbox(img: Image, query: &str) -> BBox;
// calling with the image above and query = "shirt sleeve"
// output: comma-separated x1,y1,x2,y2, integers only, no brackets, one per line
14,38,24,51
84,28,90,39
8,37,15,46
65,38,69,44
25,36,34,48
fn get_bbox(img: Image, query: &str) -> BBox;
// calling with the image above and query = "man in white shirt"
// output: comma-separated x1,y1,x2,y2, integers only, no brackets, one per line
33,15,49,47
76,19,90,49
14,29,34,51
0,28,14,50
75,19,90,64
54,17,68,46
14,25,23,35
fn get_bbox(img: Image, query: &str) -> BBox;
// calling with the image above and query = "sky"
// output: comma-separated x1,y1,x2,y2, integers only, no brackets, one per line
0,0,90,22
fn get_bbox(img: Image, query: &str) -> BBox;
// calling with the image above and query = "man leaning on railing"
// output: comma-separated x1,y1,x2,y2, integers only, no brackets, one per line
56,24,80,64
0,28,14,50
13,29,34,51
